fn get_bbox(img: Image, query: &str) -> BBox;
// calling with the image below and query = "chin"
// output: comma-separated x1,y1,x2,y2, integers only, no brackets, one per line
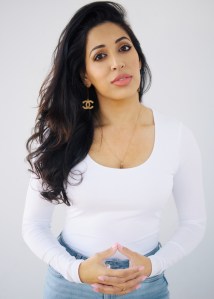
103,88,138,101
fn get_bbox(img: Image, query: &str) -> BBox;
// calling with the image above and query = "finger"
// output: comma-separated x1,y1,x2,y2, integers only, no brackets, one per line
105,264,111,269
105,265,144,278
98,271,147,285
95,244,118,260
117,244,137,259
91,282,141,295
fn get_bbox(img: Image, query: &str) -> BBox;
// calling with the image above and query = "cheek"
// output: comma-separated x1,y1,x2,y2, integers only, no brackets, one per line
87,64,108,86
131,58,141,81
130,56,141,71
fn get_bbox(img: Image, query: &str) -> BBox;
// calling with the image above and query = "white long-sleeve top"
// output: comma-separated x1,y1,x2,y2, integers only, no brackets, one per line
22,109,206,283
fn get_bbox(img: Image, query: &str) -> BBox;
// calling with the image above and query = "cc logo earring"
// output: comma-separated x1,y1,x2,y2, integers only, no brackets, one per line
82,87,94,110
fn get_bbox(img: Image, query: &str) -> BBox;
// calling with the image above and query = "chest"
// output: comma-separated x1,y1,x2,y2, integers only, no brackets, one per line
67,155,174,213
89,124,155,169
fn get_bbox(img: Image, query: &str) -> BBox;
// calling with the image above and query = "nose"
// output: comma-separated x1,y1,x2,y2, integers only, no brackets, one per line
111,59,125,71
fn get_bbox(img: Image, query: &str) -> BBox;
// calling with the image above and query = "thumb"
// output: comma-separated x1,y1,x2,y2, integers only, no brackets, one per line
95,244,118,260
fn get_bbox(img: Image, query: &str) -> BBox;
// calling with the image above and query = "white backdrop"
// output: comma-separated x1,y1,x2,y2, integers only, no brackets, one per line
0,0,213,298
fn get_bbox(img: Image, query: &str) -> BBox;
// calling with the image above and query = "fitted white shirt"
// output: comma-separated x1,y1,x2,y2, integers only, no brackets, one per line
22,109,206,283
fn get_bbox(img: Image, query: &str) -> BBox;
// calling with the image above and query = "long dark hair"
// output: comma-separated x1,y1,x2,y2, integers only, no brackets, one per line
26,1,152,206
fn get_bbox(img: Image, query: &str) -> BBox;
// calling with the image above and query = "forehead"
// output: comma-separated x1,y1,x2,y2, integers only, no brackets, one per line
86,22,129,49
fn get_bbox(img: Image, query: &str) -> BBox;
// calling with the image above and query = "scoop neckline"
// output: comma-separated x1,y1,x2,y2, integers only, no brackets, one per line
87,108,158,171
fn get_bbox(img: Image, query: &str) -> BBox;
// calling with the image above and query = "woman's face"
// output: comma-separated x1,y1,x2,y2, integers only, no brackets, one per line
84,22,141,102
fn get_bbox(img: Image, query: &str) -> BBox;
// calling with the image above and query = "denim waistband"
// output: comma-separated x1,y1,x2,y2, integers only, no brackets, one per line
57,234,161,270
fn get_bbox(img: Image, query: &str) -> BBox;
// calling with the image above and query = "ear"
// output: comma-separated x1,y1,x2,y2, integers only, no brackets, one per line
80,71,92,88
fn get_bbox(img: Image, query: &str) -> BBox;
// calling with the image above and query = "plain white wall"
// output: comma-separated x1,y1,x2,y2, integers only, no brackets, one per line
0,0,213,298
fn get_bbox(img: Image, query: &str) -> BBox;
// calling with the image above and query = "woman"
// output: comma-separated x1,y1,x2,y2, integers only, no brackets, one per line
22,1,206,298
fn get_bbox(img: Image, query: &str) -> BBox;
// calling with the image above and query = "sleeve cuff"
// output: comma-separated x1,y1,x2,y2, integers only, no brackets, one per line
67,259,84,283
148,255,163,277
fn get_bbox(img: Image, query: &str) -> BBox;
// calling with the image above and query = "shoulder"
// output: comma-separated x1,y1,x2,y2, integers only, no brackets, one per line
152,109,200,153
153,109,181,128
154,109,201,157
151,109,183,144
152,108,196,137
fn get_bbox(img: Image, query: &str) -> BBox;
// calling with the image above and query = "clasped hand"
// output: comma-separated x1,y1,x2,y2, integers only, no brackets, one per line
78,244,152,295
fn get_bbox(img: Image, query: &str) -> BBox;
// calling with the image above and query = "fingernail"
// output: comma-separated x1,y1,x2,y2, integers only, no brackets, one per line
91,284,99,291
98,276,104,281
117,243,123,249
136,284,141,289
112,243,117,249
141,276,148,281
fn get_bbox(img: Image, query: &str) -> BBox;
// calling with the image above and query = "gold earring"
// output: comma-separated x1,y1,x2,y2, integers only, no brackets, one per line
82,87,94,110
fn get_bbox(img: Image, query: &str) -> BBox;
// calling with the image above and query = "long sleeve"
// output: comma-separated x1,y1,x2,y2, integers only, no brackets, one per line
22,115,207,281
22,174,83,283
149,124,207,276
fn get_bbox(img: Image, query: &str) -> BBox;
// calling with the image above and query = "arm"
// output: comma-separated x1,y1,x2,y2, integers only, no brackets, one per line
22,174,83,282
22,173,145,292
115,123,206,278
148,123,207,276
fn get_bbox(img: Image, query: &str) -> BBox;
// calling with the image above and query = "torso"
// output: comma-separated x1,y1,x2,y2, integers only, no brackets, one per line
88,106,155,169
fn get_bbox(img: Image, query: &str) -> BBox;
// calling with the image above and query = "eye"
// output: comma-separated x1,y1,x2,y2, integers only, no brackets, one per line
119,44,132,52
93,53,106,61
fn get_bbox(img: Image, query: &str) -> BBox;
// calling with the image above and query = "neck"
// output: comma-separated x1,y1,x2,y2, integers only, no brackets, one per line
96,96,143,129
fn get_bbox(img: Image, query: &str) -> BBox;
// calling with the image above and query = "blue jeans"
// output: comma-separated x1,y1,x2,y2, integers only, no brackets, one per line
43,235,169,299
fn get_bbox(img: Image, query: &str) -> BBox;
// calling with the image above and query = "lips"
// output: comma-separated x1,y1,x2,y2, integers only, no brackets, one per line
110,74,133,87
111,74,132,84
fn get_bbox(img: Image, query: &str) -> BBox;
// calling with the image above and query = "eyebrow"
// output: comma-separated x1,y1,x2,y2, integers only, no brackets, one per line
89,36,131,57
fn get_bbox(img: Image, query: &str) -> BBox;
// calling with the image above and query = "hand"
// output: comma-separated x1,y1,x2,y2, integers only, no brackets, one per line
78,245,147,295
117,244,152,277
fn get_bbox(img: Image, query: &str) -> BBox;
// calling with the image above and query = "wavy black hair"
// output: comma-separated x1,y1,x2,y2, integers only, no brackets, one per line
26,1,152,205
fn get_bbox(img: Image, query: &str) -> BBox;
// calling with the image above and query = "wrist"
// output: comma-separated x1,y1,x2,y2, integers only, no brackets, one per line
78,260,86,283
144,257,152,277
